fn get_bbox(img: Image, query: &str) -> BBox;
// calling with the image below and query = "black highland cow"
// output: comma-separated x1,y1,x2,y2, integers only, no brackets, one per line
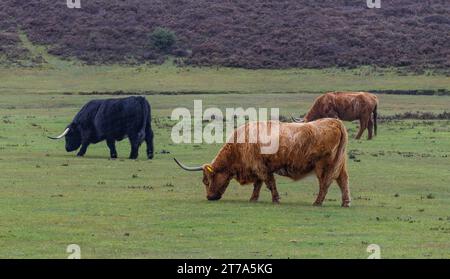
49,96,154,159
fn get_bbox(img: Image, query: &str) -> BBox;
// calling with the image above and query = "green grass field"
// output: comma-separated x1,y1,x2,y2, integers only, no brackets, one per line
1,63,449,95
0,62,450,258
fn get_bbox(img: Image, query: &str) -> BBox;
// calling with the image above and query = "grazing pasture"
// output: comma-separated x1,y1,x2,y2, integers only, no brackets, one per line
0,65,449,259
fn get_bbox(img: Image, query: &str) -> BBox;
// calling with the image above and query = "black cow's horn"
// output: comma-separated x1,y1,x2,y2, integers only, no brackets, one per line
48,128,70,140
174,158,203,171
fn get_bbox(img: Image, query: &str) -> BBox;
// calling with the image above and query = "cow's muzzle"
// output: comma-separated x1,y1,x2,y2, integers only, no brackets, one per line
207,194,222,201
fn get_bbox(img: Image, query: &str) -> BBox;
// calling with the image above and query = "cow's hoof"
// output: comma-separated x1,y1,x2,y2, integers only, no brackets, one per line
272,199,280,204
249,198,259,202
312,202,322,207
341,202,351,208
147,154,154,160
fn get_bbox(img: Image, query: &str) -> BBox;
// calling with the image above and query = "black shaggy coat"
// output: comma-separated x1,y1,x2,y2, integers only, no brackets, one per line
65,96,154,159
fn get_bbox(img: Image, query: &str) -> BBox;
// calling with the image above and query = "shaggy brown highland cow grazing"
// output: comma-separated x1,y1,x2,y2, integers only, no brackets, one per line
175,118,351,207
293,92,378,140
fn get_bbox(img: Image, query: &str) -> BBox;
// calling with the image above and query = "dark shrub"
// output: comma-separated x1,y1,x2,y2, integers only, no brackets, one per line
150,27,176,52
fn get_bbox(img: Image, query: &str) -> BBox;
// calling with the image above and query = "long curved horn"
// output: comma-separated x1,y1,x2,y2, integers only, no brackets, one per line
290,114,304,123
48,128,70,140
174,158,203,171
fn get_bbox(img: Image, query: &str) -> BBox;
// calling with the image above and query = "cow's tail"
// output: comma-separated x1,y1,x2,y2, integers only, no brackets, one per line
331,120,348,180
138,97,150,141
373,103,378,136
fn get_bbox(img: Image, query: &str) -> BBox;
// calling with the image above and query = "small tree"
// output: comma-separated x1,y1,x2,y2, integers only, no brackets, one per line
150,27,176,52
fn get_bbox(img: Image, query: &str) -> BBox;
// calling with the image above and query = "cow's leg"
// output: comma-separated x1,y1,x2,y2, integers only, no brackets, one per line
145,123,154,159
367,117,374,140
313,164,333,206
336,168,351,207
313,178,332,206
250,180,263,202
106,138,117,159
265,174,280,203
77,142,89,157
355,117,368,140
328,110,339,119
128,135,141,159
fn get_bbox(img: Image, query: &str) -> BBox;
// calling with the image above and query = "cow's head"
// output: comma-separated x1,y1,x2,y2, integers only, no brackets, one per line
48,123,82,152
174,158,231,201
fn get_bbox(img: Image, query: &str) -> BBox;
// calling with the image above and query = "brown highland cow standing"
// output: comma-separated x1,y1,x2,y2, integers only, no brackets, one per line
175,118,351,207
294,92,378,140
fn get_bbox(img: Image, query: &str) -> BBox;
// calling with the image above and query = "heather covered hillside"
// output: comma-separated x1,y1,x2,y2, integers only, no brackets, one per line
0,0,449,70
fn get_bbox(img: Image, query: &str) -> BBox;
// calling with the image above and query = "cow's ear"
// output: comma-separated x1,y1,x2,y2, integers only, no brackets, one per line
204,164,214,174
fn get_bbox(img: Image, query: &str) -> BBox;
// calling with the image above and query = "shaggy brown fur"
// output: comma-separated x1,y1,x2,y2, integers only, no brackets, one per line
302,92,378,140
179,119,350,207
